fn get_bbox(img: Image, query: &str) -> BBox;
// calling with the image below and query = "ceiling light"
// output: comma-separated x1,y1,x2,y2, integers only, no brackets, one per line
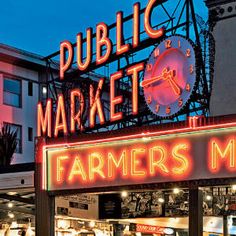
206,195,212,201
121,191,128,198
42,87,47,94
232,185,236,191
7,192,17,196
8,213,14,218
158,197,165,203
173,188,180,194
8,202,13,208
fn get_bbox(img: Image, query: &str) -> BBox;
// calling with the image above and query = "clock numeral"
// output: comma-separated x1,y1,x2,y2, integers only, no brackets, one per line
154,48,160,58
178,40,181,48
186,83,191,92
190,64,194,74
155,104,160,113
146,63,153,72
166,106,171,114
147,96,152,104
186,49,191,57
178,98,183,107
165,40,172,49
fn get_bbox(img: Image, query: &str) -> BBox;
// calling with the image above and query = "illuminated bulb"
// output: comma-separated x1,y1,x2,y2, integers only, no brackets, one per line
42,87,47,94
206,195,212,201
121,191,128,198
8,213,14,218
158,197,164,203
173,188,180,194
7,192,17,196
7,202,13,208
89,221,95,228
8,202,13,208
232,185,236,191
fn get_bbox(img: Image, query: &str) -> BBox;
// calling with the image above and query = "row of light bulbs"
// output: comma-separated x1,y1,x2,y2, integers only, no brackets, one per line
121,185,236,203
120,187,181,204
5,185,236,220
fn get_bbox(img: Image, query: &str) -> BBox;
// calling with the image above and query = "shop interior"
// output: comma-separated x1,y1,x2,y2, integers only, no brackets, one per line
0,189,35,236
54,186,236,236
1,186,236,235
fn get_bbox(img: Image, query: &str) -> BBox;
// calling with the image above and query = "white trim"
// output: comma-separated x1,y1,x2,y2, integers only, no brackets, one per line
0,171,34,190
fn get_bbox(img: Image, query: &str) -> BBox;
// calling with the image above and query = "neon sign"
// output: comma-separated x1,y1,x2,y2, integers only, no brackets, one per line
37,1,199,137
136,224,164,234
37,62,144,137
43,119,236,191
59,0,164,79
38,0,166,138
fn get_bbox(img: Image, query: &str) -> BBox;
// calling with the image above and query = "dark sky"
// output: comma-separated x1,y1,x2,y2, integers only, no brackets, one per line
0,0,208,57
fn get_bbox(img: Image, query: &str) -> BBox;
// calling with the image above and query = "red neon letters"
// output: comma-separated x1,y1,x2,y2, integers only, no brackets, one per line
209,138,236,172
49,141,190,190
77,28,92,71
59,1,164,79
38,63,144,137
43,126,236,190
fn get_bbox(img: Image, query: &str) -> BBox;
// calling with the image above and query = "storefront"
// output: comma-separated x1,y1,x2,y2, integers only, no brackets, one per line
35,0,236,235
35,115,236,236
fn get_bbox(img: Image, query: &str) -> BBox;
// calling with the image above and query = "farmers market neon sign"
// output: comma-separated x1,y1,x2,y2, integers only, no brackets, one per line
42,118,236,191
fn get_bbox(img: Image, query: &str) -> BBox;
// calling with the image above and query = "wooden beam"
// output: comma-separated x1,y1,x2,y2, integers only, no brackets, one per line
0,193,34,205
0,204,34,215
189,186,203,236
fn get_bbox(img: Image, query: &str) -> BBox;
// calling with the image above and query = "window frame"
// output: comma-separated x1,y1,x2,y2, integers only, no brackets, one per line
3,77,22,108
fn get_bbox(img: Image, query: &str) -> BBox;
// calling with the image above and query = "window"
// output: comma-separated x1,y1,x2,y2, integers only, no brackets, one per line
3,123,22,154
3,78,21,107
28,127,33,142
28,81,33,96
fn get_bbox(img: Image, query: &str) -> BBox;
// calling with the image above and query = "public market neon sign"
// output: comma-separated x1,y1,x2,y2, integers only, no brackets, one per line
42,118,236,191
37,0,165,138
59,0,164,78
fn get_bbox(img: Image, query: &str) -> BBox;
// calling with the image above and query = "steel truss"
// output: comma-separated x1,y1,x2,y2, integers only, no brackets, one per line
42,0,214,134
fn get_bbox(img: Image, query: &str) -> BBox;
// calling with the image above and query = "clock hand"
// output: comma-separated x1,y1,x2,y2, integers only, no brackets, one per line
159,68,182,95
140,67,182,96
140,75,162,88
167,77,182,96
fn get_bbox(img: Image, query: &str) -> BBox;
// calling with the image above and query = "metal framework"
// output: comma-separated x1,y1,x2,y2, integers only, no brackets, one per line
42,0,214,134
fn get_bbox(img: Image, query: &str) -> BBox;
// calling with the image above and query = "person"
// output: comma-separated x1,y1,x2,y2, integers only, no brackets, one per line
21,229,26,236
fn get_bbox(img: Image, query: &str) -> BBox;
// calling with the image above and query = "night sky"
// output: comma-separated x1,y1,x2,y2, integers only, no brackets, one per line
0,0,208,56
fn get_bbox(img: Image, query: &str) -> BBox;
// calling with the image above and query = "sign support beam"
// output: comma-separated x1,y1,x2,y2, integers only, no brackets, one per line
35,138,55,236
189,186,203,236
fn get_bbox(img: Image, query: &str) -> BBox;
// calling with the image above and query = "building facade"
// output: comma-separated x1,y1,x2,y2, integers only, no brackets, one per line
35,0,236,236
0,43,46,163
0,44,47,235
0,0,236,235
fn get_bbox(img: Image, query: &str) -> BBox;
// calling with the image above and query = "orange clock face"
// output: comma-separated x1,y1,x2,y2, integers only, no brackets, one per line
141,35,197,118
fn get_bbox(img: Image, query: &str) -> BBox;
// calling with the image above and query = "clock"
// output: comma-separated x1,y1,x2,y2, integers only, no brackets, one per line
140,35,197,118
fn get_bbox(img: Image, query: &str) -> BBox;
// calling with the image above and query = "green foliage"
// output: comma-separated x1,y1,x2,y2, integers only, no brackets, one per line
0,125,17,166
